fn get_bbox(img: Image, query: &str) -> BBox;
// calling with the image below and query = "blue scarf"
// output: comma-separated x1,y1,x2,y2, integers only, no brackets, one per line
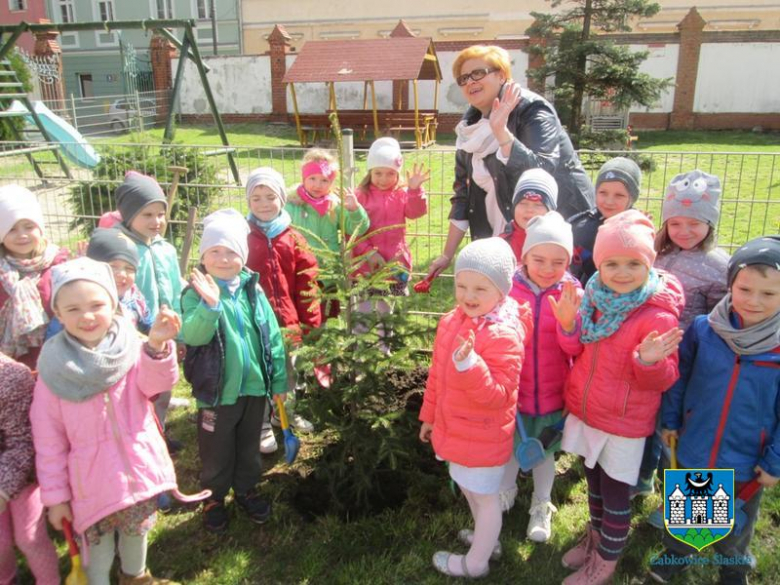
580,268,660,344
247,209,291,240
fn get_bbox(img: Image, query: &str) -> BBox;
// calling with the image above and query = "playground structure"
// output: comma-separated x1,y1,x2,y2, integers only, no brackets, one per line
283,36,442,148
0,19,240,184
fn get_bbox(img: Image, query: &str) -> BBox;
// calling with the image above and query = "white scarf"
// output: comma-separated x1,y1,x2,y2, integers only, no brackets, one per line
455,118,506,236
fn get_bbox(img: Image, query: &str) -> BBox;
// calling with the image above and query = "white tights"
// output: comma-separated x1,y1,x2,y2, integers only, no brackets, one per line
498,453,556,503
447,487,502,576
85,531,147,585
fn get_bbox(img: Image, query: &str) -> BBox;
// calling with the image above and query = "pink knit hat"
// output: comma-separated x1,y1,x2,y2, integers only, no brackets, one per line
593,209,656,269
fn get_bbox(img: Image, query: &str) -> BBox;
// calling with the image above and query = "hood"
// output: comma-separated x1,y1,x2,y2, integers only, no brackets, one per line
646,269,685,319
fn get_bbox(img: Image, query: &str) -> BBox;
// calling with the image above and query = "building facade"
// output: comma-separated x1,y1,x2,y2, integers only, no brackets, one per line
0,0,48,52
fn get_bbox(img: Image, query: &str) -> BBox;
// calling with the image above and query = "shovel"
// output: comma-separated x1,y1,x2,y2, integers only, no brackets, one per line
734,477,762,536
274,395,300,464
514,413,546,472
62,519,88,585
413,273,436,293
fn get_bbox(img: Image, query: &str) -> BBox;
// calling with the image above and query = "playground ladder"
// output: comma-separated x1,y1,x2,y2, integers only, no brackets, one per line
0,59,72,181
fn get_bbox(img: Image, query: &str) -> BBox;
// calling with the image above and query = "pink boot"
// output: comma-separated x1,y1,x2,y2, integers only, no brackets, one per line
562,551,617,585
561,524,601,570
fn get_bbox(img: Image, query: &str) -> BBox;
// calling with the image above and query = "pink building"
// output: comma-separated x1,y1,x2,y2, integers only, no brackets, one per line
0,0,48,53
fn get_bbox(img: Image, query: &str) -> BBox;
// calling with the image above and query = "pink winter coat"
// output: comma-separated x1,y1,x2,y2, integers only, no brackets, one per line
419,297,531,467
560,270,684,438
30,341,178,534
510,270,583,416
353,183,427,277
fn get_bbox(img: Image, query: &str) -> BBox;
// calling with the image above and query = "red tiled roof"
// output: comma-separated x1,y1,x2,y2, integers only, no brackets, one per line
283,37,441,83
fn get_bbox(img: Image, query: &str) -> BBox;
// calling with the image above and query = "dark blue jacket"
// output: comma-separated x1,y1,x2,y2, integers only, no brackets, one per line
662,314,780,481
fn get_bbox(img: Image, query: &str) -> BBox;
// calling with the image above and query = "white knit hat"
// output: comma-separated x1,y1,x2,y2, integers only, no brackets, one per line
512,168,559,211
455,237,517,297
522,211,573,261
246,167,287,206
199,209,250,264
0,184,46,242
51,257,118,310
367,137,403,172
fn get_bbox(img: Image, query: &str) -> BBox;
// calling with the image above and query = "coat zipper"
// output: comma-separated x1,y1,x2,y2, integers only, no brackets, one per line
267,237,283,310
533,292,542,415
229,291,251,397
581,343,600,424
708,355,741,468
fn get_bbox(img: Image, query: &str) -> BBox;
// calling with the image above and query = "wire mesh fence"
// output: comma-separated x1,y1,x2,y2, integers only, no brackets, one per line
1,139,778,330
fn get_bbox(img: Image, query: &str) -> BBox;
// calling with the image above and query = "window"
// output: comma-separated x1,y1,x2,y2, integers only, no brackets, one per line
9,0,27,11
155,0,172,19
197,0,210,20
58,0,75,22
97,0,114,21
78,74,93,98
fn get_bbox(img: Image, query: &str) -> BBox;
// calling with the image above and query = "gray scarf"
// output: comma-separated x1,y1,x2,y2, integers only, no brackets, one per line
708,294,780,356
37,316,140,402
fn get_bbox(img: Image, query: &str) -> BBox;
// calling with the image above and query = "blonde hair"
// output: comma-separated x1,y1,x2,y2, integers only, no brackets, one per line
302,148,339,172
654,222,716,256
452,45,512,80
357,169,406,192
0,237,48,259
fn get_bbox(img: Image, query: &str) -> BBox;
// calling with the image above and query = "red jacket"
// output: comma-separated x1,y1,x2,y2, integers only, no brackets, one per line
510,271,582,416
246,223,321,341
0,247,69,369
560,270,684,438
501,221,527,263
420,298,531,467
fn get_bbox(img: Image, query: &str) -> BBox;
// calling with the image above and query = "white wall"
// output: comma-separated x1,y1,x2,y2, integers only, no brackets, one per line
628,43,678,114
175,55,272,115
694,43,780,113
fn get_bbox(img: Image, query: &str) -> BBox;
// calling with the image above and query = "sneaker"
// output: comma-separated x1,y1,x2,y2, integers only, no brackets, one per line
648,549,692,583
165,434,184,454
259,422,278,454
157,491,173,513
527,497,557,542
562,525,601,570
647,504,665,530
202,498,228,533
719,566,749,585
562,551,617,585
629,482,655,500
271,412,314,433
168,396,191,409
235,490,272,525
498,485,518,512
457,529,502,561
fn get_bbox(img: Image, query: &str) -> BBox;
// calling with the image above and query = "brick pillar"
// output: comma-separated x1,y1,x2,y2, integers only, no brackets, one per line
670,8,706,130
267,24,291,120
390,20,415,110
150,32,176,123
526,20,546,94
32,20,65,112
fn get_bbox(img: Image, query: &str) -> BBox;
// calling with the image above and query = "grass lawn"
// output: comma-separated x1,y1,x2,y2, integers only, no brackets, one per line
9,126,780,584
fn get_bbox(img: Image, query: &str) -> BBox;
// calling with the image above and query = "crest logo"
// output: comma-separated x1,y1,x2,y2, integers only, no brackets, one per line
664,468,734,551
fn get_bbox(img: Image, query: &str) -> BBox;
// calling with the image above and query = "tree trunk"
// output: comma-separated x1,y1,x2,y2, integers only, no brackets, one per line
569,0,592,143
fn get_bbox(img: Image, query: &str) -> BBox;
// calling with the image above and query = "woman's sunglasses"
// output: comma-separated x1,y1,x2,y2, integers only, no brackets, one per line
456,67,500,87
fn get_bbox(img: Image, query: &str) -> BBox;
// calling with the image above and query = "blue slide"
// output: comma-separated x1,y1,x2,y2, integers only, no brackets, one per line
7,99,101,169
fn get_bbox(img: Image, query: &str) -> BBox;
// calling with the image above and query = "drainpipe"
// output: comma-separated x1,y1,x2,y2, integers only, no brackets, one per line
235,0,243,54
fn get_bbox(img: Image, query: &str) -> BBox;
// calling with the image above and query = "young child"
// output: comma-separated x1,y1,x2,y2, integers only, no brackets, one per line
181,209,287,533
286,148,369,318
553,210,684,584
245,167,321,450
115,171,184,440
0,184,69,368
570,157,642,286
651,235,780,585
503,168,559,262
86,227,153,333
420,237,529,579
353,137,429,333
0,352,59,585
30,257,183,585
504,211,581,541
633,170,729,505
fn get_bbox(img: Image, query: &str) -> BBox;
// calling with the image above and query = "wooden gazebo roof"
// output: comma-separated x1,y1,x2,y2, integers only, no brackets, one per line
283,37,441,83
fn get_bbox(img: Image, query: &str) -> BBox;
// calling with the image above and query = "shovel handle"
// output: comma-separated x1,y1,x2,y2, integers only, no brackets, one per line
62,519,79,557
274,395,290,431
516,413,529,442
737,478,762,503
669,435,677,470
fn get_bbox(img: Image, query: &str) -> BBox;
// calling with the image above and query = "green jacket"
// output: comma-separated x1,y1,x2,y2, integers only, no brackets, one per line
286,186,369,269
181,269,287,406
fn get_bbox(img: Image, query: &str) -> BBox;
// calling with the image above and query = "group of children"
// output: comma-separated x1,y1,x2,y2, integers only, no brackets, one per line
420,157,779,585
0,136,429,584
0,138,777,585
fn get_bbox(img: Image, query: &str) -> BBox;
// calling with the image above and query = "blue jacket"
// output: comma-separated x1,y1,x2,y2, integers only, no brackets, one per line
662,314,780,481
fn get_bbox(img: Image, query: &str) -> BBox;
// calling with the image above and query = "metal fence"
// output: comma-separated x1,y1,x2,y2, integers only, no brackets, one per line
1,140,778,327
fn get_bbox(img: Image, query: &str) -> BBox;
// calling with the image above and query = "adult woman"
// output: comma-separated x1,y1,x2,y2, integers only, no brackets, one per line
427,45,594,278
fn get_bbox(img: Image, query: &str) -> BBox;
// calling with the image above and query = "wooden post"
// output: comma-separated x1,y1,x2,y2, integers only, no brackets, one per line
370,80,379,138
413,79,421,149
179,207,198,275
288,83,304,145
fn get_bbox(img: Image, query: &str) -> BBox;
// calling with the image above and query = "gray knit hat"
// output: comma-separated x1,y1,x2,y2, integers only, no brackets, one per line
522,211,573,261
512,168,559,211
51,257,118,310
246,167,287,206
595,157,642,205
662,169,721,226
86,228,139,269
727,235,780,287
455,237,516,297
116,171,167,227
